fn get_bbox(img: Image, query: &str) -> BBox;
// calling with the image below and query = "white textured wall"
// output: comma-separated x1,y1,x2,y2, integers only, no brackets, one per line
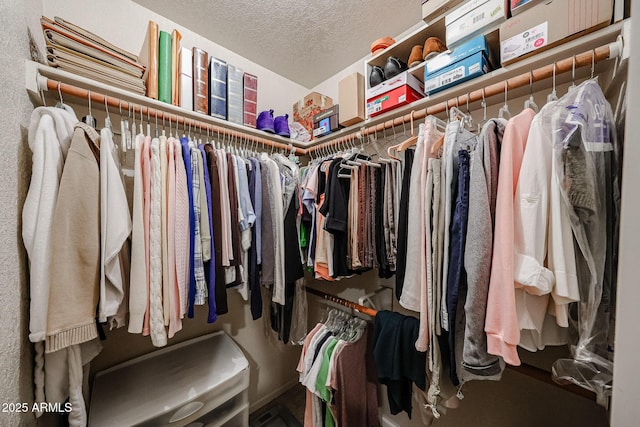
40,0,309,117
0,0,42,426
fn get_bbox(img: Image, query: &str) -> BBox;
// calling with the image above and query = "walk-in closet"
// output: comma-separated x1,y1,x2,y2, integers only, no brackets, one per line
2,0,639,426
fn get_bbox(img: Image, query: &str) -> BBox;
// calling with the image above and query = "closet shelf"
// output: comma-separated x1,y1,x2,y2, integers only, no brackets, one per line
25,61,310,153
311,19,628,153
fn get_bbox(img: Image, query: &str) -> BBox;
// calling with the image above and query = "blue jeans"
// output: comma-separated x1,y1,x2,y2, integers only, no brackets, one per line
446,149,470,386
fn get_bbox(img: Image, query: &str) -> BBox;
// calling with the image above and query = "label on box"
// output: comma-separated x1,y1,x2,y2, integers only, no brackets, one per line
366,96,388,115
424,65,466,92
501,21,548,63
313,125,328,137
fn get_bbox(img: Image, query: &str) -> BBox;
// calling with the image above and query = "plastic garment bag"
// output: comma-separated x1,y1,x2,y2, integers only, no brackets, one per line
547,79,620,406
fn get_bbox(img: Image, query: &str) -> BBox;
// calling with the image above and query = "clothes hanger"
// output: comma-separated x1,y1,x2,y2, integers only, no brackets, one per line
430,102,449,155
567,56,577,93
464,93,475,132
547,63,559,104
119,100,127,156
146,108,151,137
104,96,113,132
498,81,511,120
131,105,137,138
154,111,159,138
397,111,419,152
82,90,97,128
523,71,539,113
55,82,65,109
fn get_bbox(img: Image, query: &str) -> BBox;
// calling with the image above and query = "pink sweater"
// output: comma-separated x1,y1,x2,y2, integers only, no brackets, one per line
484,108,536,366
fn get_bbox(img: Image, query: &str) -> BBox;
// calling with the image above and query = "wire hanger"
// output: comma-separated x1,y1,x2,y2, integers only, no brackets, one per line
498,81,511,120
524,70,539,112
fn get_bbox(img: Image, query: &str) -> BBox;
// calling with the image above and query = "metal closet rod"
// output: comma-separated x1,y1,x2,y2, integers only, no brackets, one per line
43,78,306,155
307,42,617,154
304,286,598,402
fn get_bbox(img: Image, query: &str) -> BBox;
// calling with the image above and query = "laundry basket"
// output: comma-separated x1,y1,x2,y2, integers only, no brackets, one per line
89,331,249,427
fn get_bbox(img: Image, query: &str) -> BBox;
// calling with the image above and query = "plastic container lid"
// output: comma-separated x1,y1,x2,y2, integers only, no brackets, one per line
89,331,249,426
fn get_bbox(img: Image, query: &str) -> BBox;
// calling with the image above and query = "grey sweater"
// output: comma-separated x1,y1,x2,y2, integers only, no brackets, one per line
461,119,506,377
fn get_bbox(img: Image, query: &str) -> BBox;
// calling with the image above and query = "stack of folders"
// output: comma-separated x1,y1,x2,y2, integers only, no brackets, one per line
41,16,146,95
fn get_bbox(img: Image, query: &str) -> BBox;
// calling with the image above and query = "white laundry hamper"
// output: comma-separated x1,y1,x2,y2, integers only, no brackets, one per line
89,331,250,427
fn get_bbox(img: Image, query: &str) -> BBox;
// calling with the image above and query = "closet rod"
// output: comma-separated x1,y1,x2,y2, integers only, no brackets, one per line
307,41,620,154
304,286,598,402
42,78,306,155
305,286,379,318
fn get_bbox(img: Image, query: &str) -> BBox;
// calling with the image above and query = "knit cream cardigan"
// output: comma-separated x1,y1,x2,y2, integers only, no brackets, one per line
46,123,101,353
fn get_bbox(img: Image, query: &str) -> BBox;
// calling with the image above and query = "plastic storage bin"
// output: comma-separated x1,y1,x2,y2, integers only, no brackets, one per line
89,331,249,427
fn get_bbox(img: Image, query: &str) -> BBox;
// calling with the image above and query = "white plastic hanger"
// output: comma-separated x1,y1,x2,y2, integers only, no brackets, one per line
567,56,577,93
524,71,539,112
498,81,511,120
547,63,559,103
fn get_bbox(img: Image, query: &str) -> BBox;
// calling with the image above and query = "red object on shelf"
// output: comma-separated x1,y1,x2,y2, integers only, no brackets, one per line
366,85,424,117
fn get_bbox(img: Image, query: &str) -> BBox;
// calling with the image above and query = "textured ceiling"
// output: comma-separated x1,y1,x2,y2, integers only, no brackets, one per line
132,0,421,88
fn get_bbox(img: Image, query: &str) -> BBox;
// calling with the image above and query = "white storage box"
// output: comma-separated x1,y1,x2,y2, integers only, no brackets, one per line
89,332,250,427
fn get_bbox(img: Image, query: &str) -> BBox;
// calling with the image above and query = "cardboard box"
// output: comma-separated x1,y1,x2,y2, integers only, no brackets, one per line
338,72,365,127
500,0,613,65
510,0,544,15
366,85,423,117
366,71,424,101
446,0,507,46
422,0,466,23
208,57,227,119
227,64,243,125
313,105,340,138
293,92,333,138
425,34,489,76
243,73,258,128
424,35,491,94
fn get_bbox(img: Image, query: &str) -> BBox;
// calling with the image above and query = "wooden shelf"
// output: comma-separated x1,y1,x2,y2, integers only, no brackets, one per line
25,61,314,150
314,20,625,146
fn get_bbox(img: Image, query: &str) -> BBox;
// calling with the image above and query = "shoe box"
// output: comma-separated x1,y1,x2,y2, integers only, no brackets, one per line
500,0,613,65
293,92,334,139
227,64,244,125
445,0,507,47
338,72,365,127
366,71,424,117
424,34,491,95
422,0,466,23
313,105,341,138
509,0,544,15
243,73,258,128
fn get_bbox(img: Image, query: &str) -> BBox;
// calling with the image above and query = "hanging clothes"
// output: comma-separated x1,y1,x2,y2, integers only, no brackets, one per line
23,105,78,415
484,108,536,366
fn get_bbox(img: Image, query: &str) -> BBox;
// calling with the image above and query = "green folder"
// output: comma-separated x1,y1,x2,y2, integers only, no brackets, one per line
158,31,172,104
